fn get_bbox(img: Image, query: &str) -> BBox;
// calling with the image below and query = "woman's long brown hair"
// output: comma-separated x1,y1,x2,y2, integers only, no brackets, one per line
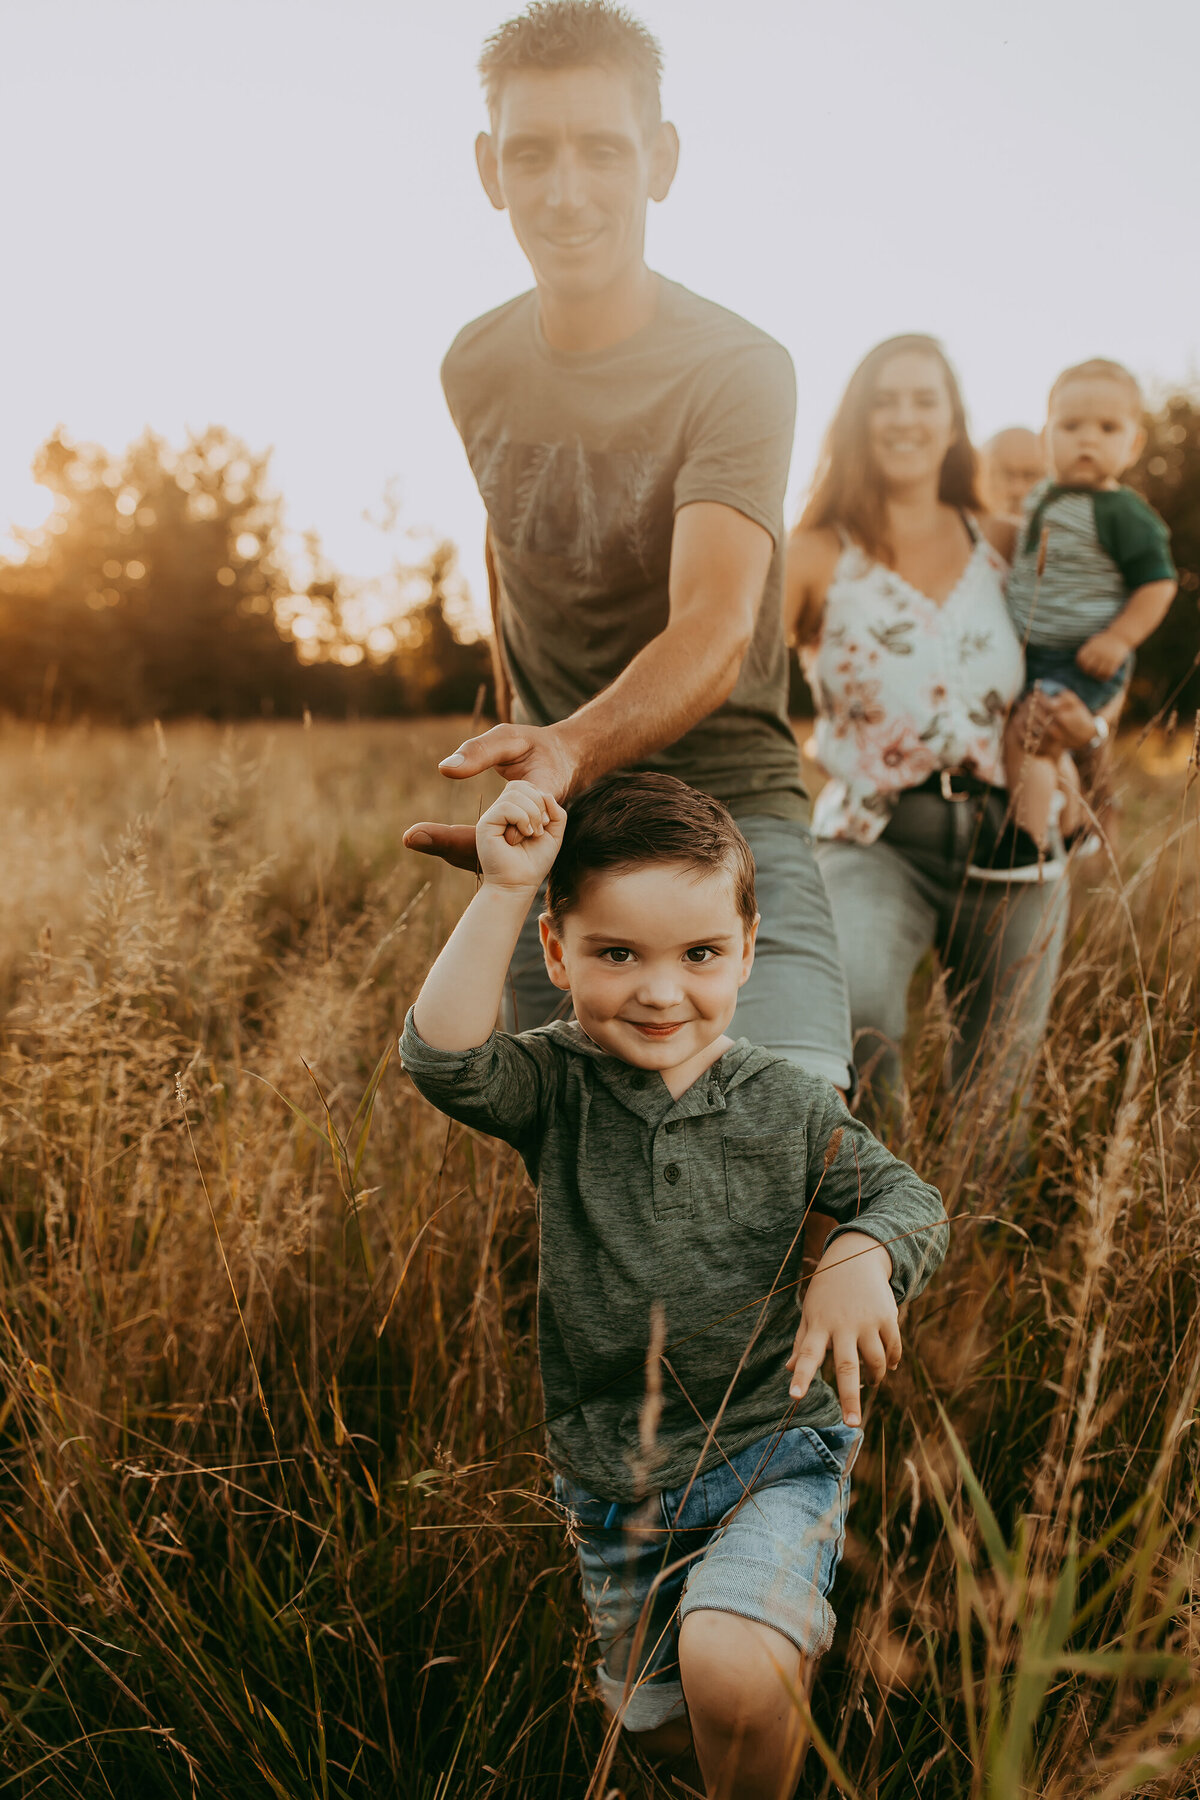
799,334,983,567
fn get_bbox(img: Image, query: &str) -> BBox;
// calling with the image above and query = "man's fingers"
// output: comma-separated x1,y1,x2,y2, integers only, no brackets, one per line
402,822,481,874
831,1332,862,1427
438,725,530,779
883,1318,903,1371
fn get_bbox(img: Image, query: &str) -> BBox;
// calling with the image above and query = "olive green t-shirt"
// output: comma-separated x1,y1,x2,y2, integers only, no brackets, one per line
400,1012,949,1502
441,278,807,817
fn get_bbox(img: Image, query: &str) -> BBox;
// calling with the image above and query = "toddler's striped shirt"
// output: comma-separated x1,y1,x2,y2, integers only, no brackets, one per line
1005,481,1174,652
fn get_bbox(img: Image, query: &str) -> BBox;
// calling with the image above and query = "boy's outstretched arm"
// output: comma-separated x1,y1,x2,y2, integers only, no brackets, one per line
412,782,566,1052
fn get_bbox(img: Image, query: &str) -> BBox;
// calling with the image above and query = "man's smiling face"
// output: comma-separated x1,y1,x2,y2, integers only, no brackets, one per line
477,64,674,305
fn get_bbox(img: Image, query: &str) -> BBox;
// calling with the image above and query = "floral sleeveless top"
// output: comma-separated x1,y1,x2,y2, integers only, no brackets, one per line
802,523,1024,844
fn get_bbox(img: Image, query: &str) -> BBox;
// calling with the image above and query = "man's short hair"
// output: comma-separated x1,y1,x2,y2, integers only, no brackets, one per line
1049,359,1144,418
479,1,664,136
545,772,757,930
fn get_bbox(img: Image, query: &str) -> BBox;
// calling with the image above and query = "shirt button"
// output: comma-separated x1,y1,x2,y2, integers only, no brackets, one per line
630,1073,648,1090
665,1120,682,1134
663,1162,681,1184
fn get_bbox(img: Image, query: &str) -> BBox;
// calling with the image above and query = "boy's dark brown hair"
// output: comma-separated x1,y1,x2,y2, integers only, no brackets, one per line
544,772,757,929
479,1,664,136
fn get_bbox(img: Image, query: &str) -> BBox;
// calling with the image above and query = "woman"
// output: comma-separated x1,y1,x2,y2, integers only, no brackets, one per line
787,334,1099,1122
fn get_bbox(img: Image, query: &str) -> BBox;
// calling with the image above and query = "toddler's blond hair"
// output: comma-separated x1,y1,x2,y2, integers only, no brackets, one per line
1048,359,1143,418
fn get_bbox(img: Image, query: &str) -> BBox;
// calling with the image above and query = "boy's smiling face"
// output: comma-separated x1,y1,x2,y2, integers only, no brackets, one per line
1046,376,1145,489
539,860,758,1082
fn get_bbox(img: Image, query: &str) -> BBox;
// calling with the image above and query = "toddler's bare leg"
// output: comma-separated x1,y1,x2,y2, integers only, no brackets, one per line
679,1610,811,1799
1074,693,1123,837
1057,752,1084,840
1004,699,1058,848
1014,755,1059,847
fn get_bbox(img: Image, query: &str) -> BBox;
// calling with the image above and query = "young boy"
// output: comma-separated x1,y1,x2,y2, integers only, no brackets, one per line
1004,359,1177,849
400,771,947,1798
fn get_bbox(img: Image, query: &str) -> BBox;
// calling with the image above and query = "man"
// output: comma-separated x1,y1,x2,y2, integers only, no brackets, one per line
404,0,853,1092
979,425,1047,520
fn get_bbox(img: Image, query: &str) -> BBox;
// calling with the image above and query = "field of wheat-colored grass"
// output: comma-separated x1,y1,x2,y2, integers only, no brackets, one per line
0,714,1198,1799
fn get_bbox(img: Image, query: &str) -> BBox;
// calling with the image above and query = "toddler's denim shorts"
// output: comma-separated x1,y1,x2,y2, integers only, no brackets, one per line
554,1421,860,1734
1023,642,1132,713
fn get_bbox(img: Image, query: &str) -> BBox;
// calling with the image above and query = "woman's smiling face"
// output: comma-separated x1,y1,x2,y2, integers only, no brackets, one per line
867,350,958,492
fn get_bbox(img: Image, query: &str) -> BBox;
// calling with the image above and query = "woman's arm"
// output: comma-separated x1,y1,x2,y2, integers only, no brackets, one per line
1032,686,1124,759
784,525,841,645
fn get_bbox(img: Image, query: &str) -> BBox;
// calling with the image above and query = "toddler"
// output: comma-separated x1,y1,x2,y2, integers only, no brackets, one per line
400,770,947,1798
1004,359,1176,848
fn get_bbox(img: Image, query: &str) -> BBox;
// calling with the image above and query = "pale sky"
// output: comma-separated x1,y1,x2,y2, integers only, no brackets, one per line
2,0,1197,626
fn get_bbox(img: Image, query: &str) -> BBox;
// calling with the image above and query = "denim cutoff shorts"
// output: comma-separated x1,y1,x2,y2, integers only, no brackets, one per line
554,1422,860,1734
1023,642,1132,712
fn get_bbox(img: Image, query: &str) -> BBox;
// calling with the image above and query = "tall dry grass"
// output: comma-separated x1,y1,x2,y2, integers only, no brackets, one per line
0,715,1197,1798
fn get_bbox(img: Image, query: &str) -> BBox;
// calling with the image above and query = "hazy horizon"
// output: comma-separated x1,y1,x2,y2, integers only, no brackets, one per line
3,0,1198,624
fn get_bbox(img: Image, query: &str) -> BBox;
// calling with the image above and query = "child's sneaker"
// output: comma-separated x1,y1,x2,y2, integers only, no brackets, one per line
968,821,1065,884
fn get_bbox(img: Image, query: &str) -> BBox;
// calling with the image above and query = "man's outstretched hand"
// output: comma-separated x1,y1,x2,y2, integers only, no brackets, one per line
403,723,580,872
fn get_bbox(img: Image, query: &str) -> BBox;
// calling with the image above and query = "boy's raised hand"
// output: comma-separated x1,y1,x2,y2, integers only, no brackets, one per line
786,1231,901,1428
477,781,567,891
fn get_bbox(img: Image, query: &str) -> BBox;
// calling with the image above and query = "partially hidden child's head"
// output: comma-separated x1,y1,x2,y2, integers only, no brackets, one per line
979,426,1046,519
1046,359,1146,489
539,772,759,1073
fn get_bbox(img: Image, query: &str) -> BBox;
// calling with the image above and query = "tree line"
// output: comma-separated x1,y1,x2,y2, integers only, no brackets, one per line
1127,395,1200,725
2,403,1197,726
0,428,492,724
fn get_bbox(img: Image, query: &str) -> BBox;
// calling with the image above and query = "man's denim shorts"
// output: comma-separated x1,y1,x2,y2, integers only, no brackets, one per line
554,1422,860,1734
1023,642,1132,712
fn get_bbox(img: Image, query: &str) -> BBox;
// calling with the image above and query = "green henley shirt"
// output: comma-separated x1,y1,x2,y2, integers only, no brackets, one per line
400,1013,948,1503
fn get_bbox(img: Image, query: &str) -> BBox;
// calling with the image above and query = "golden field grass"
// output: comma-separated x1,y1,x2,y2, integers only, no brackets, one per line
0,714,1198,1799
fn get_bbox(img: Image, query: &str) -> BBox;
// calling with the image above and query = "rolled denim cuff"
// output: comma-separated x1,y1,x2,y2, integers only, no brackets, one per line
595,1663,687,1733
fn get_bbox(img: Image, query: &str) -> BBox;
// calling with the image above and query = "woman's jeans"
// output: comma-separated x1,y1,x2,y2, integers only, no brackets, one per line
816,836,1068,1125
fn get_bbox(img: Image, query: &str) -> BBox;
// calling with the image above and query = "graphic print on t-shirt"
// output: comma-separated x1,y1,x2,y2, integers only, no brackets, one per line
472,428,674,587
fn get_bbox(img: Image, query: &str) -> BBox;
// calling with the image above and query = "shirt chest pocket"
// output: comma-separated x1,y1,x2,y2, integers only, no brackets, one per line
722,1127,808,1234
